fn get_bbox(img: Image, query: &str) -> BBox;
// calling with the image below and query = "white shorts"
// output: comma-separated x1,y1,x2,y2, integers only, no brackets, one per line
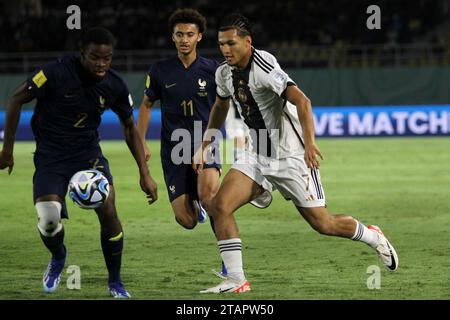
231,151,326,208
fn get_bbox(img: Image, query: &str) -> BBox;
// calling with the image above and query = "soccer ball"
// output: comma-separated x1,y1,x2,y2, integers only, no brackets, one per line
68,170,110,209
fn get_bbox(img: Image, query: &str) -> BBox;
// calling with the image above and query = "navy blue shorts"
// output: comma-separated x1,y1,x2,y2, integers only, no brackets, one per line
161,142,221,202
162,161,221,202
33,148,113,219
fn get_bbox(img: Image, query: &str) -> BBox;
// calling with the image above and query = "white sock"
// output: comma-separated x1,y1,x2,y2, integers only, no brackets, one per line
351,220,379,248
218,238,245,282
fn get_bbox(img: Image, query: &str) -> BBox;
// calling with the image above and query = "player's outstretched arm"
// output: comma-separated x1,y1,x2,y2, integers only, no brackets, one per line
284,85,323,169
121,114,158,204
136,94,154,162
192,96,230,173
0,82,35,175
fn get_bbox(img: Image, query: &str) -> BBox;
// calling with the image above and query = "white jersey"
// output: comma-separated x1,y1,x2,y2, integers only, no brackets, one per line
216,48,304,159
225,101,247,139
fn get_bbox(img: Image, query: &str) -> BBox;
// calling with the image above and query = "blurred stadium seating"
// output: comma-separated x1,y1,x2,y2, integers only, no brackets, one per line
1,1,449,139
0,0,449,72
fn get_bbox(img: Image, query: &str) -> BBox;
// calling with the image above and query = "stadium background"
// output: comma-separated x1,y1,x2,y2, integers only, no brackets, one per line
1,0,450,139
0,0,449,300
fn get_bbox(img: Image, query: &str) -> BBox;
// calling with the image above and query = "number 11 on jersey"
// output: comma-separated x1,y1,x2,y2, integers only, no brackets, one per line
181,100,194,116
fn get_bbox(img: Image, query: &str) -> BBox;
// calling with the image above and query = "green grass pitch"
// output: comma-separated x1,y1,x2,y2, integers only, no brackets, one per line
0,138,449,299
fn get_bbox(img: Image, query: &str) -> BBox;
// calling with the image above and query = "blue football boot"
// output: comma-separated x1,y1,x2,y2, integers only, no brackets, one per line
193,200,208,224
109,281,131,299
43,247,67,293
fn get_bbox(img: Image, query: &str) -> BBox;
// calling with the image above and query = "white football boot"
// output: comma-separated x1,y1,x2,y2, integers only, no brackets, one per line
200,278,251,294
368,225,399,271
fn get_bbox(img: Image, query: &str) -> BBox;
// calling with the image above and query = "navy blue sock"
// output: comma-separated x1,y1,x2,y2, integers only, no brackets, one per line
40,228,66,260
101,232,123,284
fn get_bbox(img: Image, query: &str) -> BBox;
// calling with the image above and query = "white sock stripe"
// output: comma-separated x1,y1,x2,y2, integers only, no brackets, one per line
220,248,242,253
352,222,380,248
218,238,242,245
357,222,364,240
352,221,364,240
219,242,242,248
218,239,242,254
220,243,245,282
219,246,242,252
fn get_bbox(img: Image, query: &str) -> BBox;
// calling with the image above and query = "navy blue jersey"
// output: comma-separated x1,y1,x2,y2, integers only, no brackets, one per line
27,55,133,155
144,56,218,159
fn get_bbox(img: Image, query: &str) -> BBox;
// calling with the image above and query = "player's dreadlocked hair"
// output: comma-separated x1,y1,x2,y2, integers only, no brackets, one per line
219,13,252,37
79,27,117,49
168,8,207,33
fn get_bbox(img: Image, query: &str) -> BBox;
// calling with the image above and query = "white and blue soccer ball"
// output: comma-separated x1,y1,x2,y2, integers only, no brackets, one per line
68,170,110,209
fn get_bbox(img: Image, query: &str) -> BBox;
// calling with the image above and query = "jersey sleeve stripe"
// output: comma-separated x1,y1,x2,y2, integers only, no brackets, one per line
254,51,275,70
254,59,271,74
254,54,274,72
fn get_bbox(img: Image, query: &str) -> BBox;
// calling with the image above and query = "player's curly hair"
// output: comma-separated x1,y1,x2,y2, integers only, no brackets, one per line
219,13,252,37
79,27,116,49
168,8,207,33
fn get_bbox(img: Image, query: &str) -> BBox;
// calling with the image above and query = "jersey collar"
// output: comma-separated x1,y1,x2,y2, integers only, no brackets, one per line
176,54,199,70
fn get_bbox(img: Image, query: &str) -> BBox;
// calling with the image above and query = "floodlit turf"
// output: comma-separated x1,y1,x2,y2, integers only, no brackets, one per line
0,138,449,300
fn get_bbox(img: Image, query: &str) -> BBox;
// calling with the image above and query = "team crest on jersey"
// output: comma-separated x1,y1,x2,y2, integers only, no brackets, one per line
169,185,176,194
237,88,248,103
197,78,208,97
243,104,251,118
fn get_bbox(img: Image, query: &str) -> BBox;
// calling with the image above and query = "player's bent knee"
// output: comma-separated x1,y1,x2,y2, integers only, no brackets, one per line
35,201,63,237
175,216,197,230
211,197,230,217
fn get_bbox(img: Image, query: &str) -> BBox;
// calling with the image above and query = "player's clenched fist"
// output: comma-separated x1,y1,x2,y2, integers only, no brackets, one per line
141,174,158,204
